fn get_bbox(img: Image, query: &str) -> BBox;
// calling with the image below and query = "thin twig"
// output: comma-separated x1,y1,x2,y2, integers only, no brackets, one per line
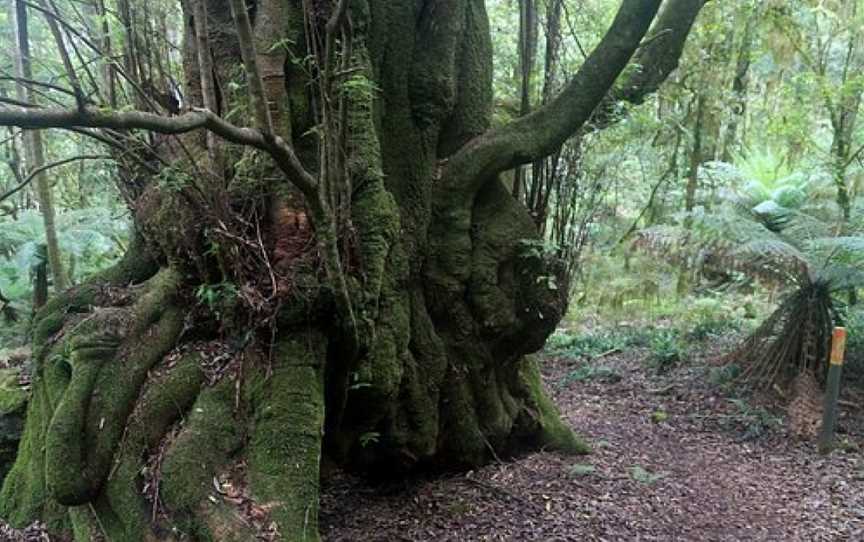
0,75,77,98
0,105,317,195
0,154,110,203
35,0,87,108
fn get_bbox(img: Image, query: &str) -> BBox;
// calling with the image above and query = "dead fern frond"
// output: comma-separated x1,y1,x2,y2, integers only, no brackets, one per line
726,278,834,388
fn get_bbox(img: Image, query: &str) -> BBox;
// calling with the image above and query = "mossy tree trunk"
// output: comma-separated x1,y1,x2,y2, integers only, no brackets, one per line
0,0,706,539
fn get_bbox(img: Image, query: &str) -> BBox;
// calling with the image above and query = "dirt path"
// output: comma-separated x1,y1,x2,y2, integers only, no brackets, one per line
321,344,864,541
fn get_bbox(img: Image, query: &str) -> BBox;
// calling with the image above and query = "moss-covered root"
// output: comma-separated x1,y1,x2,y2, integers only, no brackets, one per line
246,330,327,542
159,380,243,533
45,269,183,506
0,268,183,535
516,358,590,455
0,368,27,485
92,352,206,540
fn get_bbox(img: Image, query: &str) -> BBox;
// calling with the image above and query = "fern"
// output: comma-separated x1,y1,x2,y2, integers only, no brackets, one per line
636,196,863,292
635,193,862,389
0,208,129,301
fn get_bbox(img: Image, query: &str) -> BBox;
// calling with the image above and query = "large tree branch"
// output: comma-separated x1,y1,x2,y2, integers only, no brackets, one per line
615,0,709,107
0,105,318,197
442,0,662,195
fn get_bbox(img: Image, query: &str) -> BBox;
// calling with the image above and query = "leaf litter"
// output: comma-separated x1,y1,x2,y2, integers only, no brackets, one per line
321,341,864,541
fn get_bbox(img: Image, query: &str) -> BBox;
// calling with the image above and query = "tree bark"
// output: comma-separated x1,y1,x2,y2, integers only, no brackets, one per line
192,0,222,173
722,0,765,162
513,0,538,200
10,0,68,293
0,1,707,539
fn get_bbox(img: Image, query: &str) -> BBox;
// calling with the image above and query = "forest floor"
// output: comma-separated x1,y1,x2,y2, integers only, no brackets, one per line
321,334,864,541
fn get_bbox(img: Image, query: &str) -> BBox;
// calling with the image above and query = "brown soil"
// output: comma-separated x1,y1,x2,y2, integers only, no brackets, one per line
321,341,864,541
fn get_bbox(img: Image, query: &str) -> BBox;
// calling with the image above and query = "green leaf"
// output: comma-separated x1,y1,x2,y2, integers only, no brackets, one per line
568,464,596,477
630,465,665,484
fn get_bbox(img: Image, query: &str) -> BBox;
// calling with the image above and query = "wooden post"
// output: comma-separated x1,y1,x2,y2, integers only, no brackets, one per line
818,327,847,454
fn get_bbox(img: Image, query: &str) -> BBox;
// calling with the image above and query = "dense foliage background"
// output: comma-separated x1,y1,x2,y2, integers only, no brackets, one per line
1,0,863,361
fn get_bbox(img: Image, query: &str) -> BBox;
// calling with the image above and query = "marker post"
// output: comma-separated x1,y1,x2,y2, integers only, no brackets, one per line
818,327,847,454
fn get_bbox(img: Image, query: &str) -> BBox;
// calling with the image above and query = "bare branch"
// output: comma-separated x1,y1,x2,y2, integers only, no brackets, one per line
0,105,317,196
34,0,87,108
326,0,351,36
0,96,38,108
0,127,23,148
0,75,77,99
193,0,222,171
0,154,110,203
63,126,161,175
442,0,662,196
21,0,165,114
227,0,273,135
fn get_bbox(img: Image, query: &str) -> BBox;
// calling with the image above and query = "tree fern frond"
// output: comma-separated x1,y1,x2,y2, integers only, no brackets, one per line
780,210,836,244
634,220,810,286
815,264,864,292
808,236,864,256
729,239,811,284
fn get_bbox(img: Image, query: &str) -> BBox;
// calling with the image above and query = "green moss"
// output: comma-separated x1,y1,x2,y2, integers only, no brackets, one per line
438,0,493,154
438,368,487,466
1,266,183,537
67,504,108,542
376,290,449,460
467,181,527,335
470,367,510,438
31,311,66,352
408,0,465,127
246,331,326,542
0,368,27,490
41,346,71,409
0,369,27,415
133,353,207,448
160,380,241,514
0,383,70,533
519,358,591,455
45,358,101,504
95,232,158,285
45,270,183,506
98,352,206,539
384,350,439,459
351,179,400,309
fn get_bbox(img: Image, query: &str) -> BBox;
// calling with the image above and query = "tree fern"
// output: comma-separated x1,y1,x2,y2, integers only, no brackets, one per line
635,194,863,389
0,208,129,301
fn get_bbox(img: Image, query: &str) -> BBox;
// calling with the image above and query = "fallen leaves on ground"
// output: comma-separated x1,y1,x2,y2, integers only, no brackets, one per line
0,521,61,541
321,340,864,541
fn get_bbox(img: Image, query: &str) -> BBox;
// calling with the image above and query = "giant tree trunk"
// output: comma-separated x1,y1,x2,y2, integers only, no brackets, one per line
0,0,706,539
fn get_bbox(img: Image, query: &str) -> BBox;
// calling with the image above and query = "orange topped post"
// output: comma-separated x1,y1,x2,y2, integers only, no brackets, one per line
819,327,847,454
